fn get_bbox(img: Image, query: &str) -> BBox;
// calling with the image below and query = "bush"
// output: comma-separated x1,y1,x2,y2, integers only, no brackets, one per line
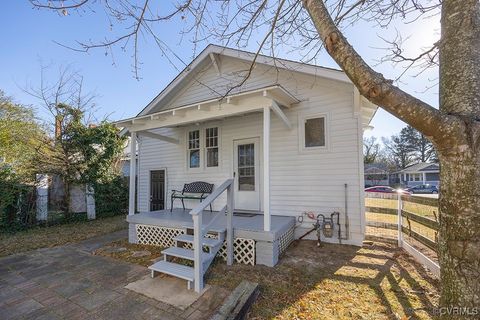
93,176,128,217
0,167,36,232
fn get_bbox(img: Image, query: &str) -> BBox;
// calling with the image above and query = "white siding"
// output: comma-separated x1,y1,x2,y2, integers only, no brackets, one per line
137,57,365,245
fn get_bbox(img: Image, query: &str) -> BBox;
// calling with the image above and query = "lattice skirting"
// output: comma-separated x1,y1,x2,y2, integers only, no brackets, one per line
200,234,256,266
135,224,186,247
278,226,295,255
218,238,255,266
135,224,256,265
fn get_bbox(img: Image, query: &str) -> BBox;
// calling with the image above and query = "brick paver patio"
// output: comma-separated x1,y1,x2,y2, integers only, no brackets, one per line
0,230,226,320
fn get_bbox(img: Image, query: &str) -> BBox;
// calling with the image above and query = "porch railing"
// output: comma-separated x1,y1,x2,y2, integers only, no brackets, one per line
189,179,234,292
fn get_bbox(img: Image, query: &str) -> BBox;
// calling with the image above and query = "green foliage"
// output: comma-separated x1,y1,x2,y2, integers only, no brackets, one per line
93,176,129,216
38,103,127,186
0,166,36,232
0,91,46,180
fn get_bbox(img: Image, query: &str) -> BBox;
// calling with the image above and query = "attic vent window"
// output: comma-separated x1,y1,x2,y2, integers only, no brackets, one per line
304,116,326,148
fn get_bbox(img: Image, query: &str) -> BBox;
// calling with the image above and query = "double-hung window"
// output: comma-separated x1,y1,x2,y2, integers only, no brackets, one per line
205,127,219,167
188,130,200,168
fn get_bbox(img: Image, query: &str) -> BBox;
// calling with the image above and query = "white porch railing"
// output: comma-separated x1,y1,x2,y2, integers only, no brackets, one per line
189,179,234,292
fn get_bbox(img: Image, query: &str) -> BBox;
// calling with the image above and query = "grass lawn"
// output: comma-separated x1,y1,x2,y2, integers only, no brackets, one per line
95,239,439,320
0,215,127,257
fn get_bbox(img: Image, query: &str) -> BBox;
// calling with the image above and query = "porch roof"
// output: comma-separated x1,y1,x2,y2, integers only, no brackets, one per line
115,85,299,134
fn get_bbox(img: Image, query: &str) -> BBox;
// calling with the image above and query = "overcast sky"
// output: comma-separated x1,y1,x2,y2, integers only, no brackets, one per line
0,2,440,140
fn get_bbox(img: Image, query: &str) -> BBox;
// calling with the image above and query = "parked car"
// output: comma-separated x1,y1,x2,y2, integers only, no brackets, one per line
364,186,412,195
406,184,438,194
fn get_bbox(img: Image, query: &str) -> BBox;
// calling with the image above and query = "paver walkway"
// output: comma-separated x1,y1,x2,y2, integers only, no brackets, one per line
0,230,225,320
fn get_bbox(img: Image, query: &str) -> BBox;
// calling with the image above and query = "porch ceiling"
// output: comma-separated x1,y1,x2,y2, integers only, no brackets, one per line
115,85,299,133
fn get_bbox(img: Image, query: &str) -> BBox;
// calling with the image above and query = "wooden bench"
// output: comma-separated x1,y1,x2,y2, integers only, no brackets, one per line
170,181,214,212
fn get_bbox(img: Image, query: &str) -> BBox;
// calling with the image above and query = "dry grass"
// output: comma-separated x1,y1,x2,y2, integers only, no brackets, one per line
95,239,439,320
94,239,165,267
0,215,127,257
208,241,439,319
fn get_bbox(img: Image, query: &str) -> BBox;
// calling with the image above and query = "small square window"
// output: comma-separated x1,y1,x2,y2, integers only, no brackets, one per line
304,117,326,148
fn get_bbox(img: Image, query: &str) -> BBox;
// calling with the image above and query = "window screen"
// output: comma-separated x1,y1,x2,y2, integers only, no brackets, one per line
305,117,326,148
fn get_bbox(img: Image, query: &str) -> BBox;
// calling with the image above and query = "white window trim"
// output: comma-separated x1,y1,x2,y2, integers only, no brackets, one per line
204,126,221,171
298,112,330,153
186,128,202,171
185,124,222,171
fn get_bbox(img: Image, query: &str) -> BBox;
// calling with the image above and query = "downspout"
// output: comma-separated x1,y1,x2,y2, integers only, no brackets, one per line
343,183,349,241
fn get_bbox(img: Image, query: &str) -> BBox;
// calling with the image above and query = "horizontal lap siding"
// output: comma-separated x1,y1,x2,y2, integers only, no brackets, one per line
137,57,364,245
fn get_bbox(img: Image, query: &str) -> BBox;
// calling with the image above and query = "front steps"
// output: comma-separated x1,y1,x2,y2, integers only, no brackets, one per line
148,228,225,290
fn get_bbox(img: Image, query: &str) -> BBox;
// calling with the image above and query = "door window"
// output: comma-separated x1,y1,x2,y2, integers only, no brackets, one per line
238,143,255,191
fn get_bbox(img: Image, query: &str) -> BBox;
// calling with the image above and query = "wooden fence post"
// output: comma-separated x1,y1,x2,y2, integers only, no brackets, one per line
397,193,403,247
86,184,96,220
36,174,48,222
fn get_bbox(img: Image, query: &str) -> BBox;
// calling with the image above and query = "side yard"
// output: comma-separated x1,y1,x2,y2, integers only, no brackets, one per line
96,239,440,320
0,215,127,257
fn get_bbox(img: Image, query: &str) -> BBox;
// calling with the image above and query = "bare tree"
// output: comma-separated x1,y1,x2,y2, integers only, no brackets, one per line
30,0,480,314
363,136,381,164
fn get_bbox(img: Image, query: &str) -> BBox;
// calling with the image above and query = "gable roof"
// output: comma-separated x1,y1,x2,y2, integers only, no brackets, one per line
137,44,370,117
397,162,439,173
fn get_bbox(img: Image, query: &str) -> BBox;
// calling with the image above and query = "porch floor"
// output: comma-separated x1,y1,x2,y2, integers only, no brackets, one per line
126,208,295,242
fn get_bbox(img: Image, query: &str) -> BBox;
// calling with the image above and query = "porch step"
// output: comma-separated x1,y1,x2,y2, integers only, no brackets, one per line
174,234,223,248
162,247,214,262
148,260,194,282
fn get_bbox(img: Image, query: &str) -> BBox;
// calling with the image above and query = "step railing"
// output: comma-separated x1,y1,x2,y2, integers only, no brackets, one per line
190,179,234,292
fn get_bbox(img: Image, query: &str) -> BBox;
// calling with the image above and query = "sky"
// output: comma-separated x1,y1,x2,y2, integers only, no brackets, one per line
0,2,440,140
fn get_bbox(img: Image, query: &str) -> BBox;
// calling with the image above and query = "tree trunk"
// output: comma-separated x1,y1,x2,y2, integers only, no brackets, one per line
438,149,480,314
302,0,480,314
438,0,480,314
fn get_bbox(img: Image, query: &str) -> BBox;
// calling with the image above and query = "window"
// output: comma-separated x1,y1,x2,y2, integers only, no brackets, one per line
188,130,200,168
205,127,219,167
303,116,326,148
409,173,421,181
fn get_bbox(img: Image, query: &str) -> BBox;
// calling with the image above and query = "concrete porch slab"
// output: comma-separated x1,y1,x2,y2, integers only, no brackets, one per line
124,274,210,310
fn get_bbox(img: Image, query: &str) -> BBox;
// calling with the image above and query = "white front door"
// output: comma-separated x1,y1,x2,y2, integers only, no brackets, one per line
233,138,260,211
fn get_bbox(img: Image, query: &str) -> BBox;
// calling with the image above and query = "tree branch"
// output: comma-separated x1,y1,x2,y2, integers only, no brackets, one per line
302,0,455,145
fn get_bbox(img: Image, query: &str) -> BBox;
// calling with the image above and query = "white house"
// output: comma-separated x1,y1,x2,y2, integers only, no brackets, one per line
116,45,378,292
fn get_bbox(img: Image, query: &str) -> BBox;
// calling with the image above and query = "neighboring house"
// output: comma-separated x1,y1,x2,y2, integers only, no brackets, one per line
120,137,138,177
364,163,399,187
396,162,440,187
116,45,378,292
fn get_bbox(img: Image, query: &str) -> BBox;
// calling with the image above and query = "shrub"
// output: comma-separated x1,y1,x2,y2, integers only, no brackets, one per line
0,166,36,232
93,176,128,217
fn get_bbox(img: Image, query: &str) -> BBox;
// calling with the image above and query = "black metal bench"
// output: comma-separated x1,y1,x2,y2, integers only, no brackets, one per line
170,181,214,212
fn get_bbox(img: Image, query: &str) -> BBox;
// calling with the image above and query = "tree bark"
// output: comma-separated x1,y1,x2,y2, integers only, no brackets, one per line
302,0,480,315
437,0,480,315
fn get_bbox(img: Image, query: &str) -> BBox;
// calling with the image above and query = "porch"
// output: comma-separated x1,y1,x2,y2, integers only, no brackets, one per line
127,208,296,267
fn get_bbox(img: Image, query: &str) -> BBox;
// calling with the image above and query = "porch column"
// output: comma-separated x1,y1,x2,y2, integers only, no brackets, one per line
129,131,137,215
422,172,427,184
263,106,271,231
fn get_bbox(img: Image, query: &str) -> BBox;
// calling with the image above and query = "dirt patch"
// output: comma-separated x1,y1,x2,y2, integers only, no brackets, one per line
94,239,164,267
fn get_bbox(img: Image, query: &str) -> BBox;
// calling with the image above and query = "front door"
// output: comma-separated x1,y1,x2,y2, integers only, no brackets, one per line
150,170,165,211
233,138,260,211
